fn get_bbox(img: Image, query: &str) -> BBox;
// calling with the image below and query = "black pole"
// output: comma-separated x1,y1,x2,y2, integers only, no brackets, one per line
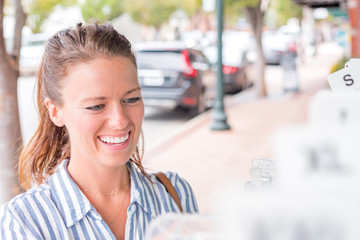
210,0,230,131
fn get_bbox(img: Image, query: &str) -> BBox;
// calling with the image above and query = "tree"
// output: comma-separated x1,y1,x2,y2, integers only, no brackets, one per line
123,0,178,39
0,0,26,203
25,0,74,33
179,0,202,17
80,0,124,22
226,0,269,97
180,0,212,34
26,0,124,34
268,0,302,28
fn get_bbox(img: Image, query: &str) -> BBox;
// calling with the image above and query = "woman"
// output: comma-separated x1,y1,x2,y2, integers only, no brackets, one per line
0,22,198,240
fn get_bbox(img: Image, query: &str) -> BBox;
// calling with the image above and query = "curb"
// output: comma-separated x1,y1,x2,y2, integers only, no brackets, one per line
143,108,211,162
143,86,261,162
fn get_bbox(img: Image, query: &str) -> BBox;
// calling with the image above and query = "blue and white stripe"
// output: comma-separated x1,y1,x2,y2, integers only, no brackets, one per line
0,159,198,239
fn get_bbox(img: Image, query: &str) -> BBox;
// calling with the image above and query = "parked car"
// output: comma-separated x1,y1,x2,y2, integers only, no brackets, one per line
262,30,298,65
222,30,255,51
19,33,48,76
262,31,287,65
134,41,216,114
203,45,254,93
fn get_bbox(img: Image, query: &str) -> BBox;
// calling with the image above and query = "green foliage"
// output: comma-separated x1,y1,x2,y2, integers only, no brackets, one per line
178,0,202,17
268,0,302,28
124,0,177,28
25,0,75,33
25,0,124,33
80,0,124,22
226,0,261,9
4,0,11,12
223,0,303,29
224,0,261,27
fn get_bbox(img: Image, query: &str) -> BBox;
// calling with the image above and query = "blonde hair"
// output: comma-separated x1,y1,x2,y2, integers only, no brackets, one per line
19,22,147,190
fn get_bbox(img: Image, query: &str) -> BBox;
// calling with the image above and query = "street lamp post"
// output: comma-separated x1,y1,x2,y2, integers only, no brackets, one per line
210,0,231,130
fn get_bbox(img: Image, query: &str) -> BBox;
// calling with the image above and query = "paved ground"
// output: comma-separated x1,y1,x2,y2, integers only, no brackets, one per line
143,42,345,214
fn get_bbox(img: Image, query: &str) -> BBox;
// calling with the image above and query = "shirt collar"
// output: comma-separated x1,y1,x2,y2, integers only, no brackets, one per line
127,161,157,218
49,160,157,228
48,159,92,228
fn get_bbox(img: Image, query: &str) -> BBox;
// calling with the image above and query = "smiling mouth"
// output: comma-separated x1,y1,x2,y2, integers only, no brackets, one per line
98,132,130,145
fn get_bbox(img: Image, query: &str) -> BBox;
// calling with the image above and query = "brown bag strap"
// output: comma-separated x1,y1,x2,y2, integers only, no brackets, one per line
155,172,183,212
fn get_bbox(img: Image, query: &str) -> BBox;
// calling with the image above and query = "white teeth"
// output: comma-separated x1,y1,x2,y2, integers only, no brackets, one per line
100,133,129,144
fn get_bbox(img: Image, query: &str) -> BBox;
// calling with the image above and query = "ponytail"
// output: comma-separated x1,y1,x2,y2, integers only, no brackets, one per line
18,65,70,190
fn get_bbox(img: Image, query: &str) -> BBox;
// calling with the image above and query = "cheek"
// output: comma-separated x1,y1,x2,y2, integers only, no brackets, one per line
129,105,144,133
64,112,100,140
136,106,145,125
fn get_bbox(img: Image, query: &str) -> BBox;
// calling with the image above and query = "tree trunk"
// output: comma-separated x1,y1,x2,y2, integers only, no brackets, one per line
244,2,267,97
188,10,211,34
0,0,25,204
12,0,26,64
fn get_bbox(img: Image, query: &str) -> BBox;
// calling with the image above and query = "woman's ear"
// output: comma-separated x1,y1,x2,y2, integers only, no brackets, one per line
44,98,64,127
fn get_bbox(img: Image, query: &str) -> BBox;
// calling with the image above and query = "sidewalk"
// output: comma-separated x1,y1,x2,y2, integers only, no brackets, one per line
143,42,345,214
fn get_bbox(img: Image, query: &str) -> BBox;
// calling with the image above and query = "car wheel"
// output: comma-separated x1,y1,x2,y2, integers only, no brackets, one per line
241,72,248,90
189,88,206,116
197,89,206,113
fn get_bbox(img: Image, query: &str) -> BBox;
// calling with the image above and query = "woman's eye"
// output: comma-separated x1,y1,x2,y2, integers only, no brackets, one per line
86,104,105,111
124,97,141,104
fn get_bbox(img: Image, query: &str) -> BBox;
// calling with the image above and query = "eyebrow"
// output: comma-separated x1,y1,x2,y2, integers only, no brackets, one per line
124,87,141,96
80,87,141,103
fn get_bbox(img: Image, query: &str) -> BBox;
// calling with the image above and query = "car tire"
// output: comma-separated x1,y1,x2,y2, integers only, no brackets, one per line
192,89,206,116
189,88,206,117
197,89,206,113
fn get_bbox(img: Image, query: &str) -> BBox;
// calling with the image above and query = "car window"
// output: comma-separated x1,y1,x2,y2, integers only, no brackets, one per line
136,51,183,70
189,50,211,70
189,50,209,65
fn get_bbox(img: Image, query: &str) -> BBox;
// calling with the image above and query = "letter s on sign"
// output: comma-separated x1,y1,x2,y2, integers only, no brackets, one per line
343,74,354,86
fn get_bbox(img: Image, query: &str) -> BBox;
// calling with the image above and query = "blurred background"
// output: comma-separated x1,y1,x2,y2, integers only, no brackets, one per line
1,0,359,238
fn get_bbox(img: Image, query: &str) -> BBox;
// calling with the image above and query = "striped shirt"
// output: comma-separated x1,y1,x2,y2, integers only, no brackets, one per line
0,159,198,239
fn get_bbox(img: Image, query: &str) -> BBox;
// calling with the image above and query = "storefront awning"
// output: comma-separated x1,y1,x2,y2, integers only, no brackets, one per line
293,0,346,8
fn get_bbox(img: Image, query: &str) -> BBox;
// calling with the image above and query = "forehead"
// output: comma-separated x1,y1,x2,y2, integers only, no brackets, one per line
61,57,139,101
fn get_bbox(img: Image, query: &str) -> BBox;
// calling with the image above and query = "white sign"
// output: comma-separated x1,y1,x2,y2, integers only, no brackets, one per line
328,58,360,92
308,90,360,127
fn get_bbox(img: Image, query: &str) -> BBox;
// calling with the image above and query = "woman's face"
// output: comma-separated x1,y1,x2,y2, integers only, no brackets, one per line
50,56,144,168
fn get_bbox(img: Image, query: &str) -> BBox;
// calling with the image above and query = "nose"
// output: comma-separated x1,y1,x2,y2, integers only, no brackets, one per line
108,104,129,129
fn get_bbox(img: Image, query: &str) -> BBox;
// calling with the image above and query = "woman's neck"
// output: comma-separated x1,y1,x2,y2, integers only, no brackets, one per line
67,158,131,195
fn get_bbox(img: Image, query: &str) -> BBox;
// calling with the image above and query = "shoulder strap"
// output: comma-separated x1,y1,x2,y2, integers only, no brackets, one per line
155,172,183,212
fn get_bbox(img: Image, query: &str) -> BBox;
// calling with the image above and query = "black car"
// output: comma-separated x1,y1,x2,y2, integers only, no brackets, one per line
135,41,215,114
203,45,255,93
